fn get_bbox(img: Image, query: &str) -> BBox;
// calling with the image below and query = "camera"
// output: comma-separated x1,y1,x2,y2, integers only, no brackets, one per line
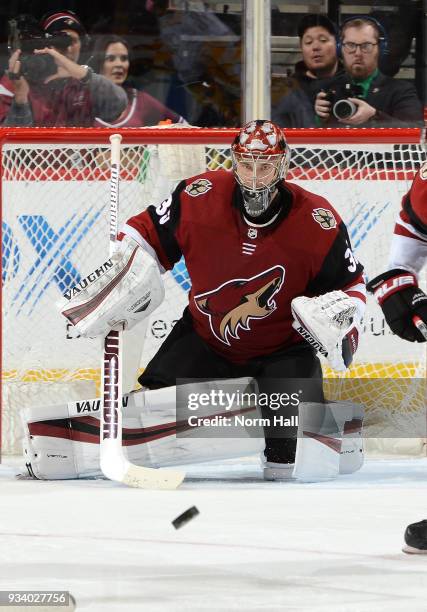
8,15,72,84
323,82,364,120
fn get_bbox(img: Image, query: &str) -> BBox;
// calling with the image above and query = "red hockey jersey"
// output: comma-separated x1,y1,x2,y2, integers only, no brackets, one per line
390,162,427,275
122,170,364,363
395,164,427,237
93,88,184,127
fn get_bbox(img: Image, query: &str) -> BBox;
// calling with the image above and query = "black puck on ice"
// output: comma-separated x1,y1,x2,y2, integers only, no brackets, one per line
172,505,200,529
403,519,427,554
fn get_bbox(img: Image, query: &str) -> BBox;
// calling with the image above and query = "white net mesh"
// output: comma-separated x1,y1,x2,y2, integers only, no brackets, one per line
2,133,426,457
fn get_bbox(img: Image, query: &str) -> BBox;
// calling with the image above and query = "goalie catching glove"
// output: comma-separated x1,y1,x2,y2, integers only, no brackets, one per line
291,290,360,371
59,236,164,338
367,268,427,342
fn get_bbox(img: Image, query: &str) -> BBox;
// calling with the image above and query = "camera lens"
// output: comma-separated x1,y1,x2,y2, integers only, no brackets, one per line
20,53,57,83
332,99,357,120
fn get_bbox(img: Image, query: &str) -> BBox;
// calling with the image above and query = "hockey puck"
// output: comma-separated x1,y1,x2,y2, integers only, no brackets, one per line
172,506,199,529
403,519,427,554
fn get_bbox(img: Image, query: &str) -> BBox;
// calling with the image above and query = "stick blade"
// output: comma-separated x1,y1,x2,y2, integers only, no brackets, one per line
122,464,185,490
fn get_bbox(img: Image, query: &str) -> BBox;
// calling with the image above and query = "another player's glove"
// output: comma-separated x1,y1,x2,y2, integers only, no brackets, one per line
291,290,360,371
366,269,427,343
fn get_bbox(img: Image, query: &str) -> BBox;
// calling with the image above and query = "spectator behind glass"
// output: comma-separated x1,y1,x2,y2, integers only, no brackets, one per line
0,12,127,127
147,0,240,127
41,10,85,63
90,35,186,127
371,3,421,78
314,17,424,127
273,14,342,128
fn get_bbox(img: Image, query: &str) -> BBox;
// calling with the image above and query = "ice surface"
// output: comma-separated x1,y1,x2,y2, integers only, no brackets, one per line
0,456,426,611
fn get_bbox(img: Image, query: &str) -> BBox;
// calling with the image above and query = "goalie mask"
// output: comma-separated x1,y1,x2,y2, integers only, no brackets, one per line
232,120,290,218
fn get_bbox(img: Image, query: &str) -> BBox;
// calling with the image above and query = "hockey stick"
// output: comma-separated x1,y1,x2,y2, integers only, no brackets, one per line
99,133,185,489
413,315,427,340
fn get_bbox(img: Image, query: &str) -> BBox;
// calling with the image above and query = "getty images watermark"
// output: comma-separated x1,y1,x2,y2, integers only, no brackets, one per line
174,378,323,438
186,387,300,428
176,377,426,440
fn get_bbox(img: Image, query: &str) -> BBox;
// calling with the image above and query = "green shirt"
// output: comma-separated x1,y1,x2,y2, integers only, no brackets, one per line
314,69,379,125
352,68,379,99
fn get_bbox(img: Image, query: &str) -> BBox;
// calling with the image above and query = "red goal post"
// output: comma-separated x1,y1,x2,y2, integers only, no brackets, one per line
1,126,426,458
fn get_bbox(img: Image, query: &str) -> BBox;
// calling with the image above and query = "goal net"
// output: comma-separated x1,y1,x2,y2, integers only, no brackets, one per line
1,127,426,458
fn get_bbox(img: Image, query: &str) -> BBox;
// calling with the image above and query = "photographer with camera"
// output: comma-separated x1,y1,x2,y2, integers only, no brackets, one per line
0,13,127,127
40,10,86,63
314,17,423,127
273,14,343,128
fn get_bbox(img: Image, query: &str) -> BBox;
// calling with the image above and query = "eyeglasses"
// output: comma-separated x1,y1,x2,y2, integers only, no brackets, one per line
342,41,378,54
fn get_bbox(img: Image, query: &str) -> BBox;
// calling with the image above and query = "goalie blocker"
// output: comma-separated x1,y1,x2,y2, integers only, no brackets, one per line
59,236,164,338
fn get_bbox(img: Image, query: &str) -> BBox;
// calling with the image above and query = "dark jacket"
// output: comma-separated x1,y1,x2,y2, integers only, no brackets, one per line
322,71,424,127
272,61,344,128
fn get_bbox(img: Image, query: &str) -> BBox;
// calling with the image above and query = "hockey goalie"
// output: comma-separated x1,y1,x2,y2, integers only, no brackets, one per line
23,120,367,483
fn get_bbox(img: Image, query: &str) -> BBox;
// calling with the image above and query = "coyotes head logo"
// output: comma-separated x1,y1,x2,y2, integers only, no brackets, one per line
195,266,285,345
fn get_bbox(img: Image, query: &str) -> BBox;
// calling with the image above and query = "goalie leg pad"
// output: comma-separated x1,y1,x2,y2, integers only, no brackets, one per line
339,401,364,474
141,379,263,467
22,423,101,480
263,400,358,482
292,401,354,482
59,235,164,338
21,378,263,479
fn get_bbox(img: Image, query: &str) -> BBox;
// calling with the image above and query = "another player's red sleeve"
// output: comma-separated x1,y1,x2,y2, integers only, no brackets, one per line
396,167,427,240
389,165,427,274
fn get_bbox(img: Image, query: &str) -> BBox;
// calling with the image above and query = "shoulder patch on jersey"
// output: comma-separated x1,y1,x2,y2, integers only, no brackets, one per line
420,161,427,180
185,178,212,197
312,208,337,230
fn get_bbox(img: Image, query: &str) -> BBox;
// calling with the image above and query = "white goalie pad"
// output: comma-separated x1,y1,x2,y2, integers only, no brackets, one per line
340,401,364,474
21,378,264,480
291,290,360,371
58,236,164,338
293,400,364,482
